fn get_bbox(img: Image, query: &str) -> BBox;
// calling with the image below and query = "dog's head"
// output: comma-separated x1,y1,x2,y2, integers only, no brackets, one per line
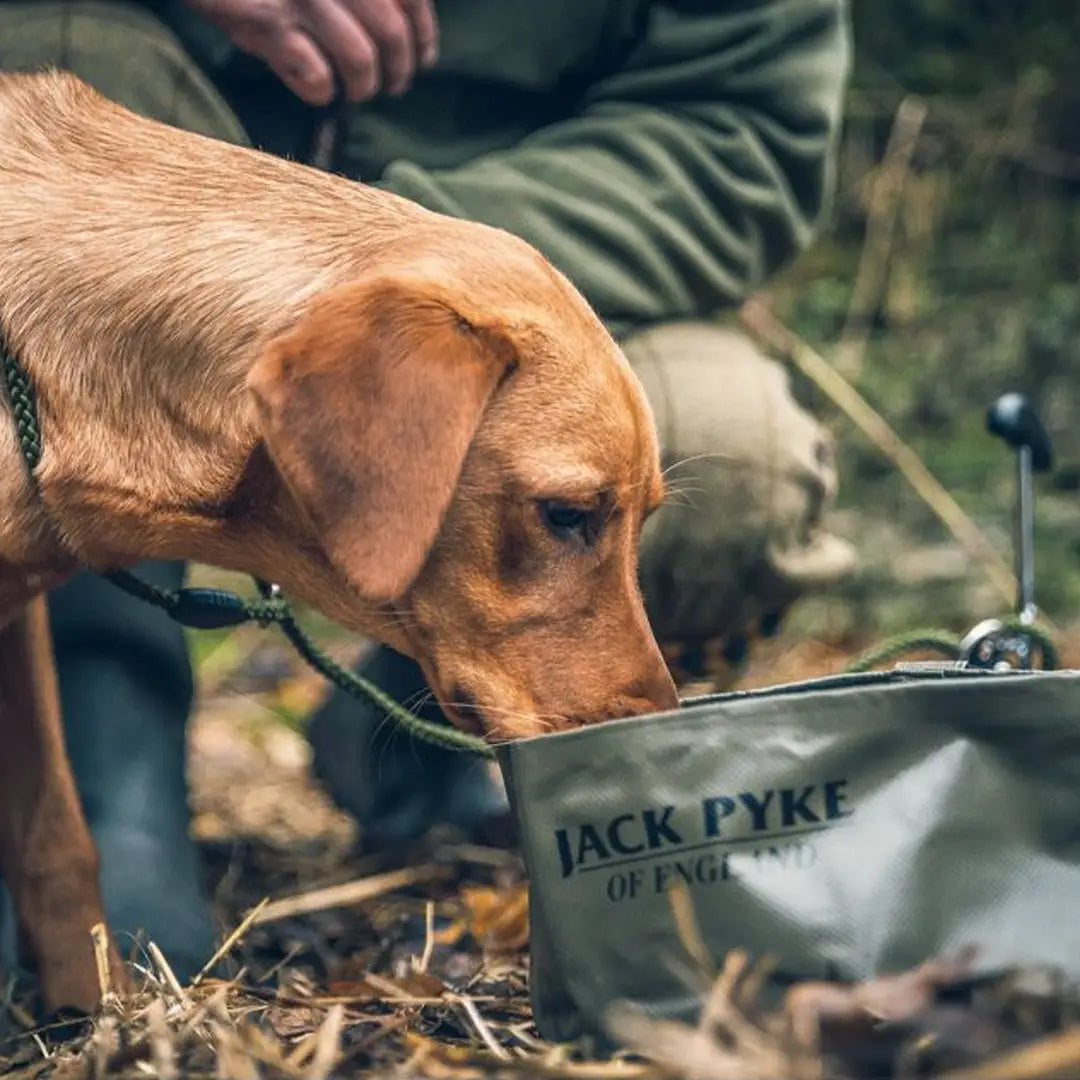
248,239,677,739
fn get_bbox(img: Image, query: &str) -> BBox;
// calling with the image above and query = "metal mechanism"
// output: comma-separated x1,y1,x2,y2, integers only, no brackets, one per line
960,393,1054,670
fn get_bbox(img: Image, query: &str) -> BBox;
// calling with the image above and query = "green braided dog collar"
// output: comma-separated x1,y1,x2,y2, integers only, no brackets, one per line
0,340,493,758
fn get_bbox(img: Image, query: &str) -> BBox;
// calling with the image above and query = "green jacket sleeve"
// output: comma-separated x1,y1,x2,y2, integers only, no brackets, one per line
379,0,851,337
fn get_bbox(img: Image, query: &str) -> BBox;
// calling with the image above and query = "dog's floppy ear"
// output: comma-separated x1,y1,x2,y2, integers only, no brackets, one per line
248,275,517,604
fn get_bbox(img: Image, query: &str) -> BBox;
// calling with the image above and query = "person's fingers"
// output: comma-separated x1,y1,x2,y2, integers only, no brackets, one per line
185,0,436,103
261,25,337,105
300,0,381,101
186,0,338,104
342,0,416,96
399,0,439,70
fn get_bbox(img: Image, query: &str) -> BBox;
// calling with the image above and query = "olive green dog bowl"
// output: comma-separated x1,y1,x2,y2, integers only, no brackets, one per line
497,667,1080,1042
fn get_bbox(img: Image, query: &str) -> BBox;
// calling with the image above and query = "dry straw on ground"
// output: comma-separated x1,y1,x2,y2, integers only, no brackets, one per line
6,612,1080,1079
5,824,1080,1080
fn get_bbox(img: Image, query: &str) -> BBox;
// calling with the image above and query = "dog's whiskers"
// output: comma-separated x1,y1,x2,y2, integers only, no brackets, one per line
661,451,737,478
661,492,700,509
445,699,564,734
403,688,437,713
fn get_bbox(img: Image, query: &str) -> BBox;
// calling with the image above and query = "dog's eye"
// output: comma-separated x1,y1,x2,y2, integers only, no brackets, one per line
538,500,597,545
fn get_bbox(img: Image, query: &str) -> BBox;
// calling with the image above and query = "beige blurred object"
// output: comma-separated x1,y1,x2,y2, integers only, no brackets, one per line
623,321,857,646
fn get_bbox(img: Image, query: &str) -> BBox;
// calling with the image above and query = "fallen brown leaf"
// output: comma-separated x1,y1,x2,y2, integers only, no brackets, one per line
458,884,530,952
325,967,448,1000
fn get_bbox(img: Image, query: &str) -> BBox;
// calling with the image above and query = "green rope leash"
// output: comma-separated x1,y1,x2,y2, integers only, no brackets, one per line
258,585,492,755
108,570,493,755
1,343,493,758
843,629,965,673
103,569,493,754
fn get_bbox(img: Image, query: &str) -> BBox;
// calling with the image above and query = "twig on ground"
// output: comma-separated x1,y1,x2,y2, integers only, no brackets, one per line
90,923,115,1006
304,1003,345,1080
361,972,424,1003
251,865,448,925
441,843,522,868
176,984,229,1042
285,1029,320,1071
209,992,260,1080
144,997,178,1080
454,993,513,1060
148,942,190,1005
193,897,270,985
417,899,437,974
836,95,928,379
91,1014,117,1080
935,1028,1080,1080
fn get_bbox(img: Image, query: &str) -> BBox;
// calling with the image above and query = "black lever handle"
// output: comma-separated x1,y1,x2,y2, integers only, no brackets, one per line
986,393,1053,473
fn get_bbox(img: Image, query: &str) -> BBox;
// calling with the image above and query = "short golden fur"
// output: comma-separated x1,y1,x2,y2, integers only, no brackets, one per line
0,71,677,1014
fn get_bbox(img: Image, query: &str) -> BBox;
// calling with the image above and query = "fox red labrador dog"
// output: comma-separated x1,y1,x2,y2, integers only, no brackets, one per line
0,71,677,1014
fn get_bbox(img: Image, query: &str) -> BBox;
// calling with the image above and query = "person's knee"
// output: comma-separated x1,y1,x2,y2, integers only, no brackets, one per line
621,320,856,647
0,1,248,143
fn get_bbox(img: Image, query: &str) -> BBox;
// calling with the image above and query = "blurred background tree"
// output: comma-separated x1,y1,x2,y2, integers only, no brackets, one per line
770,0,1080,640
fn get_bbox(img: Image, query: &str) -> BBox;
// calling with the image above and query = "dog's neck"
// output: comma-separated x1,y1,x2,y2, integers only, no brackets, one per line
0,285,313,616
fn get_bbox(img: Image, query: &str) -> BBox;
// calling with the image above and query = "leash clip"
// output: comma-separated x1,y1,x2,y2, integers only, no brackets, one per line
959,617,1046,671
257,581,284,628
170,587,253,630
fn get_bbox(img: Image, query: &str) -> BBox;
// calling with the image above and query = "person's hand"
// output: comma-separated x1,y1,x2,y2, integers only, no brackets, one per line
184,0,439,106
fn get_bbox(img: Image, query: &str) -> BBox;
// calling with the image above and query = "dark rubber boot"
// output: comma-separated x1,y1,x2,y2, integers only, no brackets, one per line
46,564,216,981
308,646,511,847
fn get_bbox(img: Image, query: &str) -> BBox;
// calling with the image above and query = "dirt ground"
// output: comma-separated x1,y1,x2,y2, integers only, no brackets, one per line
5,617,1080,1080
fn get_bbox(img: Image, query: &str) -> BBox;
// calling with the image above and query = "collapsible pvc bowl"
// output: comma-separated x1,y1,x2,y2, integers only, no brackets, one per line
497,666,1080,1042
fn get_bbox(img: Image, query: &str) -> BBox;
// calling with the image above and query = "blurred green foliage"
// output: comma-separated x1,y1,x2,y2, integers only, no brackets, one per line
773,0,1080,636
852,0,1076,98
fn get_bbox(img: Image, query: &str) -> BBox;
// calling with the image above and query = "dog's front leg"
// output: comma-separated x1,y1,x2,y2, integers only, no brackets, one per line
0,595,126,1015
